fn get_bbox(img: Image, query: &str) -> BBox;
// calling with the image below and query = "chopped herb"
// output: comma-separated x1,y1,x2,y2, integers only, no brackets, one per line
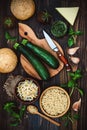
51,20,67,37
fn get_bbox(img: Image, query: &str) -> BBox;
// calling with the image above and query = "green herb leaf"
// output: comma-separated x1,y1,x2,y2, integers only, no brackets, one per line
62,113,80,127
19,105,26,119
68,27,75,36
70,87,75,96
4,102,15,113
74,31,83,35
10,118,20,127
5,32,17,41
73,74,82,80
61,84,68,88
62,112,74,126
5,32,12,39
75,69,81,73
68,27,83,47
62,114,68,120
73,70,82,80
69,72,75,78
68,36,74,47
77,88,84,96
3,102,25,127
10,122,19,127
68,80,76,88
42,10,52,22
68,27,83,36
64,120,69,126
4,18,13,26
11,112,20,119
73,114,80,120
69,69,82,81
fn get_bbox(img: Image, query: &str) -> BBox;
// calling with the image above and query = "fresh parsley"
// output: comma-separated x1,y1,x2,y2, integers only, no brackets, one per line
62,112,80,126
3,102,26,126
61,69,83,96
68,27,83,47
5,32,17,42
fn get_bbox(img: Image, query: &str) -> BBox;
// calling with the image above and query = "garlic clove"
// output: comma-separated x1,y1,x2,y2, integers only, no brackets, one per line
67,47,80,55
72,98,81,111
69,56,80,64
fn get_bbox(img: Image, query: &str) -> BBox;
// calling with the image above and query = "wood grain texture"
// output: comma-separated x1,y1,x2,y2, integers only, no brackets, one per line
0,0,87,130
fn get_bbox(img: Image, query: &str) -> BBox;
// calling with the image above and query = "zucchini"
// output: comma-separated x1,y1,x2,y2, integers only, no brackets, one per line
14,43,50,80
21,40,59,69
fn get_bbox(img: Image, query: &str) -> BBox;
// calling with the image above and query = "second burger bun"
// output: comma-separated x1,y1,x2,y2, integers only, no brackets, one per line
10,0,35,20
0,48,17,73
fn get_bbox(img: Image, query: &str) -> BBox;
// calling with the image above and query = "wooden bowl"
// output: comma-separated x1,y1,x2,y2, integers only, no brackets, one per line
15,78,40,104
39,86,70,118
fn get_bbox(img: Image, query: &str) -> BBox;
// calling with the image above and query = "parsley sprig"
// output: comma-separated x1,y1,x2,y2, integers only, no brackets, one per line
5,32,17,42
3,102,26,126
62,69,83,96
62,112,80,126
61,69,83,126
68,27,83,47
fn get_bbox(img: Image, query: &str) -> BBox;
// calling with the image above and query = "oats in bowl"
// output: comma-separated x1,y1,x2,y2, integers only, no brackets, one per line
40,86,70,118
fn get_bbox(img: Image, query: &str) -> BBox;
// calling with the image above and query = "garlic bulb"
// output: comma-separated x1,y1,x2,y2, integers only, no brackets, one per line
69,56,80,64
72,98,81,111
67,47,80,55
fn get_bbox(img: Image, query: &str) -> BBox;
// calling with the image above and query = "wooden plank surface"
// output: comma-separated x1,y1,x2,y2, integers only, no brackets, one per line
0,0,87,130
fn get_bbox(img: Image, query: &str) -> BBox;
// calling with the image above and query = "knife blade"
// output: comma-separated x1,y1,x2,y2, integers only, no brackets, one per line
43,30,71,71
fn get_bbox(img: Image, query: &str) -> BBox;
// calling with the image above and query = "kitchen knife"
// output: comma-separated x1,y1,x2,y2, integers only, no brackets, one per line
43,30,71,71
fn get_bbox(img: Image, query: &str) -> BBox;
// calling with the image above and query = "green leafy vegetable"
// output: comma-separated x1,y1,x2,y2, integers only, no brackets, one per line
4,18,13,27
62,112,80,126
3,16,16,29
19,105,26,119
61,69,83,96
77,88,84,96
68,36,74,47
3,102,26,126
68,27,83,47
5,32,17,42
68,27,83,36
37,10,52,24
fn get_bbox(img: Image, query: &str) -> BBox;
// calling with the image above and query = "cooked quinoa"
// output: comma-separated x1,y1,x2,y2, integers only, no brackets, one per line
41,87,68,116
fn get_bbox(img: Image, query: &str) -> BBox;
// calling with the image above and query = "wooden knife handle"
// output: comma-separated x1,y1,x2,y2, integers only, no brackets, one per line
57,51,71,71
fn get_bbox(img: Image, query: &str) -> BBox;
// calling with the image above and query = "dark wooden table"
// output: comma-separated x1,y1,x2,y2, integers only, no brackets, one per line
0,0,87,130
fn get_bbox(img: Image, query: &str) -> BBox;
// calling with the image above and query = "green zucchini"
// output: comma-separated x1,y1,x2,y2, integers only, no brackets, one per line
21,40,59,69
14,43,50,80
